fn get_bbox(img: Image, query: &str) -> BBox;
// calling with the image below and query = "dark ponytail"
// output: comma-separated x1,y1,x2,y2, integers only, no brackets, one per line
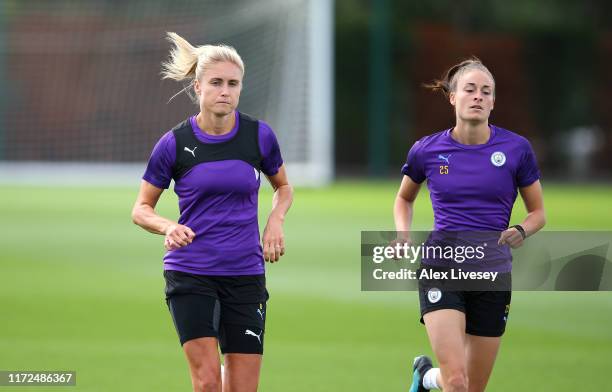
424,56,494,97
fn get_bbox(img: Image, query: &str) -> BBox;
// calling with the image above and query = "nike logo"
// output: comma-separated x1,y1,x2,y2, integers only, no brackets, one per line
438,154,451,164
184,146,197,157
257,309,265,320
245,329,262,344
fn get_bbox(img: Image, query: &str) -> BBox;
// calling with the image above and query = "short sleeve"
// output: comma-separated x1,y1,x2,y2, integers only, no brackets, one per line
516,139,541,187
258,121,283,176
142,131,176,189
401,141,426,183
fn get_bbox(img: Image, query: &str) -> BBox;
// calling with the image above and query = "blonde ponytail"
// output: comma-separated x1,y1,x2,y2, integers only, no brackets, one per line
161,32,199,81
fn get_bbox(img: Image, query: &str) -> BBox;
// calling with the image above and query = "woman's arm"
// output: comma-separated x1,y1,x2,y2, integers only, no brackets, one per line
499,180,546,248
518,180,546,235
394,175,422,241
262,165,293,262
131,180,195,250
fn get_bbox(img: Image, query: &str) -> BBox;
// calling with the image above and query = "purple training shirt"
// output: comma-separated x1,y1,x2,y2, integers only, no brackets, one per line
402,125,540,272
143,111,283,276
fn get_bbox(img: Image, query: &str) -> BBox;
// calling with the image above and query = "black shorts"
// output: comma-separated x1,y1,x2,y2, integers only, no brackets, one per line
418,274,512,337
164,270,269,354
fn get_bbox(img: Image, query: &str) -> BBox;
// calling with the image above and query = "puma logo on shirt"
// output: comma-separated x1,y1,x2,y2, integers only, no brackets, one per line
184,146,197,157
438,154,451,164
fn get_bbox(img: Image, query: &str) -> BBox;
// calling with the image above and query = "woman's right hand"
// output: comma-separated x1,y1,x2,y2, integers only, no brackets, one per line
164,224,196,251
389,235,412,260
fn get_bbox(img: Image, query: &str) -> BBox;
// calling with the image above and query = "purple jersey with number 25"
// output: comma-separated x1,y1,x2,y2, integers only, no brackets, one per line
402,125,540,272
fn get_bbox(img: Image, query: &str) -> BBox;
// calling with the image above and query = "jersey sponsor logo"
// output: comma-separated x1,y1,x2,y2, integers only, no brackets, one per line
184,146,197,157
438,154,451,164
491,151,506,167
245,328,262,344
427,287,442,303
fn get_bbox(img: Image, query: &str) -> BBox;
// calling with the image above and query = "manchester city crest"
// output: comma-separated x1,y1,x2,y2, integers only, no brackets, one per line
427,288,442,303
490,151,506,167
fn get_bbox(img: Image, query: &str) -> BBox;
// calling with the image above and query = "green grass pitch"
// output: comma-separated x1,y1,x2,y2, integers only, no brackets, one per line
1,182,611,391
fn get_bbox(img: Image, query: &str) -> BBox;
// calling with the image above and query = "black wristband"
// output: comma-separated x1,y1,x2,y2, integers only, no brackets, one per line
510,224,527,239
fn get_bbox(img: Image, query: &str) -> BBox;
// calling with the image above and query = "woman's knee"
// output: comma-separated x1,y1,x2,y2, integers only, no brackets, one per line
192,366,221,392
444,369,469,392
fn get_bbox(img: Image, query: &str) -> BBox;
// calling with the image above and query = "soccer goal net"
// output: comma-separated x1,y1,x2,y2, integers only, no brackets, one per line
0,0,333,186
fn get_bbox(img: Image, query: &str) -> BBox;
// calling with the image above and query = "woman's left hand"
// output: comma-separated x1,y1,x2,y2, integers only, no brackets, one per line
498,227,524,248
262,217,285,262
